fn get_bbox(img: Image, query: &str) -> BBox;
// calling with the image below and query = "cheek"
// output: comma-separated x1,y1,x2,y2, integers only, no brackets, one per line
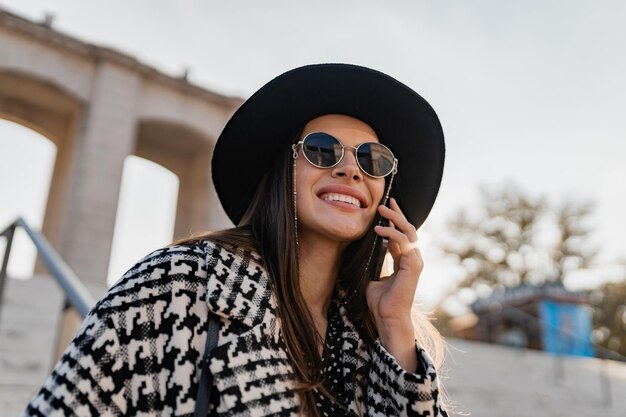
371,179,386,206
295,158,320,206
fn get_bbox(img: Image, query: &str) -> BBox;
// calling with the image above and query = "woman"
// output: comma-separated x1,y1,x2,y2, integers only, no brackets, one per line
24,64,448,417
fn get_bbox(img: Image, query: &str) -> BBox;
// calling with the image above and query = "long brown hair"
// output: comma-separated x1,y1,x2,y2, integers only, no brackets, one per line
174,136,446,416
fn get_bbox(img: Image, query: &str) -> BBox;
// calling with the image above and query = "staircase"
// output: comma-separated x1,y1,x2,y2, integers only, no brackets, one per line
0,274,65,416
443,338,626,416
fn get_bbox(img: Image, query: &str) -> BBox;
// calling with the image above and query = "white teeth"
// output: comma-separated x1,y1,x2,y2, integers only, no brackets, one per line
321,193,361,208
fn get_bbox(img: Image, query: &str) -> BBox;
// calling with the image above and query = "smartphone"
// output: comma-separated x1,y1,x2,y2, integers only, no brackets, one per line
370,215,389,281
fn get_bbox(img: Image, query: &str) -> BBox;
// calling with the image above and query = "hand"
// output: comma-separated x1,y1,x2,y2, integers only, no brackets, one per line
367,198,423,323
366,198,422,371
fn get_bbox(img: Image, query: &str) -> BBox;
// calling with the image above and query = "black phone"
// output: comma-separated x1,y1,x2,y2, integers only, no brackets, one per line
370,215,389,281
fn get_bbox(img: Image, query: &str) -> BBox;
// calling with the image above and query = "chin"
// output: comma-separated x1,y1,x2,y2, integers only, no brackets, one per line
298,209,376,243
328,222,371,242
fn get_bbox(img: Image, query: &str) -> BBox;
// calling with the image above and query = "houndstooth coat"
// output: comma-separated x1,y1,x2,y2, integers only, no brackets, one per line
24,240,448,417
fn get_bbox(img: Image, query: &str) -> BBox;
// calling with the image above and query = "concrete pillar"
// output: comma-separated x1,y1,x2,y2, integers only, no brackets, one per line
37,110,81,266
174,149,234,238
174,151,213,239
57,62,140,298
206,158,235,232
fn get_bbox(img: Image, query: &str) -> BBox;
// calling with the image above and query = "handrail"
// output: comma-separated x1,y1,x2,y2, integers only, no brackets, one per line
0,217,95,319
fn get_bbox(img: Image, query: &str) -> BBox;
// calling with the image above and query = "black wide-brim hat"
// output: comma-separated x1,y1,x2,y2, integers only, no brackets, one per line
212,63,445,228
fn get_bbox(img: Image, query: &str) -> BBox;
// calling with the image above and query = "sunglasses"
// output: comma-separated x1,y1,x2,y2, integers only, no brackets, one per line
294,132,398,178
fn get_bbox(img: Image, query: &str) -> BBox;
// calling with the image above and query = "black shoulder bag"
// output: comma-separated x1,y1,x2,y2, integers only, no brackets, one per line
194,313,220,417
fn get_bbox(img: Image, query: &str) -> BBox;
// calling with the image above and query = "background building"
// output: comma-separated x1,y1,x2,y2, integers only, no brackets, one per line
451,283,595,357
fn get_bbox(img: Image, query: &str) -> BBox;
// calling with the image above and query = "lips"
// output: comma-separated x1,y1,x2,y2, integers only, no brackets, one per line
316,185,368,208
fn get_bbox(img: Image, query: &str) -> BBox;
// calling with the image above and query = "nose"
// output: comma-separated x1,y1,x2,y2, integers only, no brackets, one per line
332,147,362,181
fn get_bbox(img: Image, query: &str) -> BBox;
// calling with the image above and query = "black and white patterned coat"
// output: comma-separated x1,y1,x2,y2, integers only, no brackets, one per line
24,240,448,417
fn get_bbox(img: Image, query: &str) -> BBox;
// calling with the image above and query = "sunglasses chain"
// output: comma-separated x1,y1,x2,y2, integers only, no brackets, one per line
291,144,300,252
291,142,397,307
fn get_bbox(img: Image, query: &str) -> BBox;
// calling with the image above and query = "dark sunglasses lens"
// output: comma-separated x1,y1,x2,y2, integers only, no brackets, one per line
357,143,395,176
302,133,342,167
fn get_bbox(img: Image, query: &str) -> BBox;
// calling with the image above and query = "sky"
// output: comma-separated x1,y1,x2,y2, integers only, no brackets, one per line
1,0,625,311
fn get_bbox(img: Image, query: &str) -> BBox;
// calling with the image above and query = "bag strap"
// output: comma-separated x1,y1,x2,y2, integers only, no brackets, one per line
194,312,220,417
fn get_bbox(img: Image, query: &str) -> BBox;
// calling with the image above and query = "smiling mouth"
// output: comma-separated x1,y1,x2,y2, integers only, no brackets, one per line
319,193,362,208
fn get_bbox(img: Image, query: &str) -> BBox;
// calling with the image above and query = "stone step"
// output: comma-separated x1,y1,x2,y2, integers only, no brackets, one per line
0,274,65,415
0,385,38,417
443,338,626,416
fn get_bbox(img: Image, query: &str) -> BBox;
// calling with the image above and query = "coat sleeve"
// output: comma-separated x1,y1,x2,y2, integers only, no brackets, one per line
366,340,448,417
22,244,210,417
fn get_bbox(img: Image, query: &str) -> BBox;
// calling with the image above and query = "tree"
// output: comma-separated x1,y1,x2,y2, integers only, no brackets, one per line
440,184,597,299
436,185,626,359
590,278,626,359
551,201,598,281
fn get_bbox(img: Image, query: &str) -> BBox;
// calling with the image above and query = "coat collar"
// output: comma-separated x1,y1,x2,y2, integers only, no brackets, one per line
202,239,372,361
203,240,278,327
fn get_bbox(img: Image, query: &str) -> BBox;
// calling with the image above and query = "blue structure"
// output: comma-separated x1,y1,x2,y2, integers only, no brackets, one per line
469,283,594,357
539,300,594,357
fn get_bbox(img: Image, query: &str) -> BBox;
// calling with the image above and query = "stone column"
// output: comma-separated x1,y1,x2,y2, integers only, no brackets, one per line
173,149,234,239
56,62,140,298
174,150,211,239
206,162,234,231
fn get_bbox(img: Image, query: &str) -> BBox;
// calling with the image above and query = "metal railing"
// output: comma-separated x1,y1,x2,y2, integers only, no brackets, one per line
0,217,95,320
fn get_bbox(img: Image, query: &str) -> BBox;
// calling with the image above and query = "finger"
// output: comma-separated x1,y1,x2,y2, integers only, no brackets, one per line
375,219,418,254
389,198,418,241
379,199,418,242
374,224,420,256
389,242,402,274
375,218,401,272
387,238,402,268
387,237,401,257
374,225,424,279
